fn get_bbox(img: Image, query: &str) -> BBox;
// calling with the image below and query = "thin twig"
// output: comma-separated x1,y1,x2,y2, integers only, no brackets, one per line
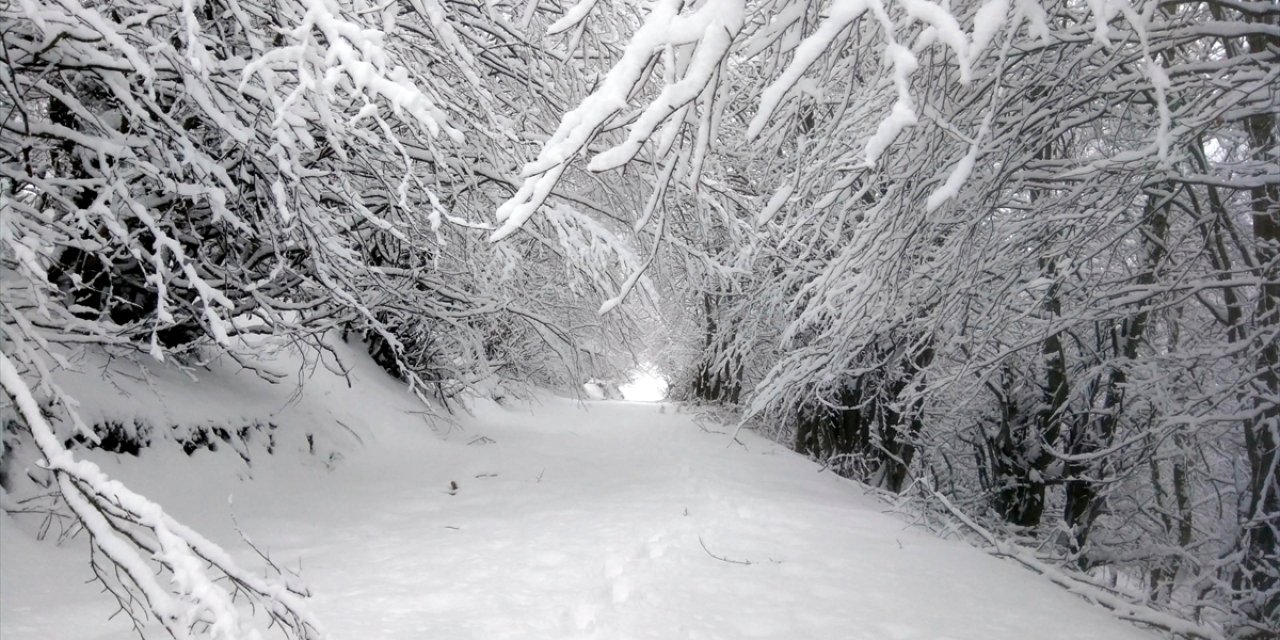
698,536,752,565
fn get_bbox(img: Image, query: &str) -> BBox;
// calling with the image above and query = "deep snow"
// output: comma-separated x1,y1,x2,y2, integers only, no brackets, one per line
1,343,1154,639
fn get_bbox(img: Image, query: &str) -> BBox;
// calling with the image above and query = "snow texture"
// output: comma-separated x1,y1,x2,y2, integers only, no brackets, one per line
3,344,1157,640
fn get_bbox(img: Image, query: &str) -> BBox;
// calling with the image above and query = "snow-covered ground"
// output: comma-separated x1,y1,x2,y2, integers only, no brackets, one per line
1,344,1153,640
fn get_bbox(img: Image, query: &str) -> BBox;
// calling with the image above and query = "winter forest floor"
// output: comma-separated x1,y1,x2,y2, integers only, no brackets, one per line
2,344,1155,640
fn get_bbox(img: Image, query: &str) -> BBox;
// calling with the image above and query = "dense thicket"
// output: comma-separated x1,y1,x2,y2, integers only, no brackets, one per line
2,0,651,636
697,2,1278,636
1,0,1275,637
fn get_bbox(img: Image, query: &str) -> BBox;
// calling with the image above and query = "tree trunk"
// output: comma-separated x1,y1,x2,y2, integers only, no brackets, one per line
1062,187,1171,564
693,293,743,404
1236,24,1280,628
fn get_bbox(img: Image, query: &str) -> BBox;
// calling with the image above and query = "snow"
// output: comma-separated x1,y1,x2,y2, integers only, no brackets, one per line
969,0,1009,60
757,183,795,227
925,107,993,212
899,0,971,82
1014,0,1051,41
1147,57,1171,163
863,44,919,167
1086,0,1114,44
925,148,976,211
586,0,743,173
491,0,743,241
547,0,600,35
747,0,869,141
3,344,1155,640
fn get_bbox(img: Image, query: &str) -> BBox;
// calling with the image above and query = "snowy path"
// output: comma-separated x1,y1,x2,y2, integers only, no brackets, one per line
4,394,1154,640
252,398,1150,640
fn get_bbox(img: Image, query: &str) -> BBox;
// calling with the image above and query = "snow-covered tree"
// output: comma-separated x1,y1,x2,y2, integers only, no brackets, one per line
489,0,1275,635
2,0,1275,636
2,0,654,635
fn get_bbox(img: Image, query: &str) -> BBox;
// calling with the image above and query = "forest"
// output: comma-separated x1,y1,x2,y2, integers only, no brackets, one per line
1,0,1276,637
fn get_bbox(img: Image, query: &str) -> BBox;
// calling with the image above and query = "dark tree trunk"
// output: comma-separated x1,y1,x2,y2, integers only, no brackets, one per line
1235,24,1280,629
693,293,743,404
879,341,933,493
1062,187,1171,565
792,338,930,493
987,123,1068,529
986,363,1050,528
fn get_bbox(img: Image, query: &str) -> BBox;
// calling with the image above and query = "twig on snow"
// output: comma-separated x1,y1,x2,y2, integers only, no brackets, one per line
699,536,752,565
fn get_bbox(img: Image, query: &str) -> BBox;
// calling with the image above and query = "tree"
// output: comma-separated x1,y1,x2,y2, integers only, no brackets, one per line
2,0,653,635
491,0,1275,634
2,0,1276,636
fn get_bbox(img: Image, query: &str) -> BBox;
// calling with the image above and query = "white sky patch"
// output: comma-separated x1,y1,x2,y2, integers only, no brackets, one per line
620,366,668,401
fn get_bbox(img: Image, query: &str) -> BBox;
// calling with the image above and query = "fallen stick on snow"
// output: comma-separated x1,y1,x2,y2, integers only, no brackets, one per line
698,536,753,566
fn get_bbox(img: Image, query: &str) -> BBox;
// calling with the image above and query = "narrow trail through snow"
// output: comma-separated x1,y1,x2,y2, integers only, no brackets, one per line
260,398,1150,640
3,392,1154,640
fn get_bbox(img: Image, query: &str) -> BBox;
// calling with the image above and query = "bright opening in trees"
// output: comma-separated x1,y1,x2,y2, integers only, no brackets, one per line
619,367,669,402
